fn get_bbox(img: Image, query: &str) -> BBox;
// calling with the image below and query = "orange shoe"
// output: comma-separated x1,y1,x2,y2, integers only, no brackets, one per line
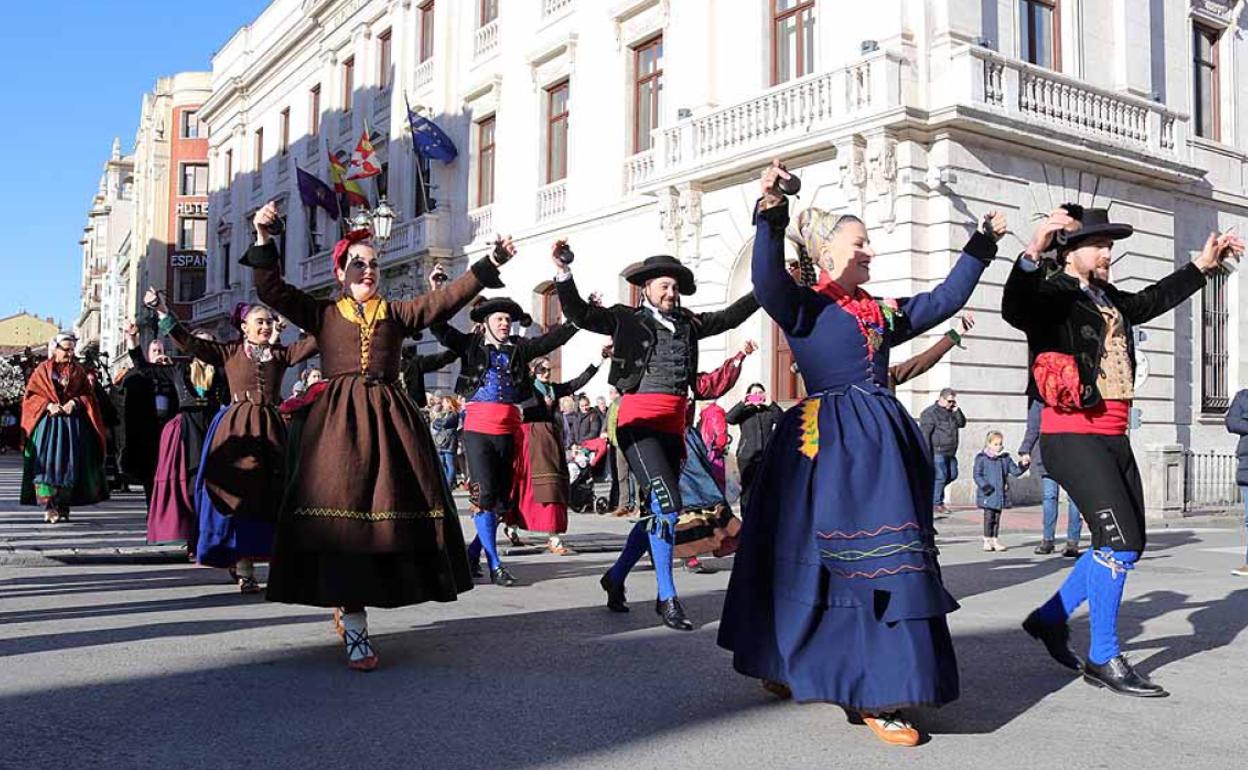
547,538,575,556
348,653,379,672
332,608,346,641
862,713,921,747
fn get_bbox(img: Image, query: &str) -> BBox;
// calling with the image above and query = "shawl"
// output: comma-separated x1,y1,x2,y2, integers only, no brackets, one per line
21,360,107,451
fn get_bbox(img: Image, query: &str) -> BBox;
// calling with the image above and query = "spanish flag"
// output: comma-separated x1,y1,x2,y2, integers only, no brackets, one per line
328,149,369,208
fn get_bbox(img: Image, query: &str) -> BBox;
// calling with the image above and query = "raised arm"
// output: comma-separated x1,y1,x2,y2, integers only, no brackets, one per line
1108,264,1206,326
553,361,601,398
695,294,760,339
893,230,997,342
888,332,957,388
166,319,232,367
554,275,616,335
429,323,473,357
416,347,460,373
725,401,748,425
388,256,503,334
521,322,579,360
693,352,747,400
241,241,325,334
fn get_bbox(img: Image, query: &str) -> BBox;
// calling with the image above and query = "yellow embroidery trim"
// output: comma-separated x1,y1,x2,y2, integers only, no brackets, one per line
335,296,389,371
293,506,445,522
798,398,821,459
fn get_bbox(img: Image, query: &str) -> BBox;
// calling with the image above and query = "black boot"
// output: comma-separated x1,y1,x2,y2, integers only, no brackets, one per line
1033,540,1055,555
1022,610,1083,671
600,573,629,613
655,597,694,631
491,566,518,587
1082,655,1168,697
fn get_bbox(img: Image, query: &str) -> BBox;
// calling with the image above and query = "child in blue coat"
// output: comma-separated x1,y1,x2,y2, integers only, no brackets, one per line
974,431,1028,552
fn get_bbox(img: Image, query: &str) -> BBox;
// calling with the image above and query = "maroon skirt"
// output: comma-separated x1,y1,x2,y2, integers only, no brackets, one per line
147,415,195,545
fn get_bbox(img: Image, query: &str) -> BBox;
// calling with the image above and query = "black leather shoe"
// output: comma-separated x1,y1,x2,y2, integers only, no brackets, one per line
655,597,694,631
491,566,519,587
1062,542,1081,558
1022,611,1083,671
600,573,629,613
1034,541,1055,555
1083,655,1168,697
469,561,483,578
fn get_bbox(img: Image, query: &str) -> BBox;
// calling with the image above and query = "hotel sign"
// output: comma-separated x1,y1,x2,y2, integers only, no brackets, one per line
176,201,209,216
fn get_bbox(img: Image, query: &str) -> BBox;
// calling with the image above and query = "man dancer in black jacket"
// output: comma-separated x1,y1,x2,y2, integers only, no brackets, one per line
553,241,758,630
1004,204,1241,697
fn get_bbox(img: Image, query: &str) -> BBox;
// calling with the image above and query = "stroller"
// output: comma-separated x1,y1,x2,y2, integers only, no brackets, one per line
567,438,610,514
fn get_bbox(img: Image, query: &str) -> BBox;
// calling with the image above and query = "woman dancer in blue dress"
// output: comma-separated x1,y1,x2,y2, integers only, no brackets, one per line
719,160,1006,747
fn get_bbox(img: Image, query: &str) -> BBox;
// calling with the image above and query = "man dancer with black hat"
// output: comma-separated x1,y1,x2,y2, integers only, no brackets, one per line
432,297,578,586
553,241,759,630
1005,203,1242,697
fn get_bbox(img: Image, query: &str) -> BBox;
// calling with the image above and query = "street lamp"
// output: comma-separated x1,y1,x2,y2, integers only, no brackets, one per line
349,196,397,244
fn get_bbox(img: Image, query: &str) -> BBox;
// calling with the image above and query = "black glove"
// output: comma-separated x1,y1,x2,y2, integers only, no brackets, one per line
981,484,995,496
492,239,514,266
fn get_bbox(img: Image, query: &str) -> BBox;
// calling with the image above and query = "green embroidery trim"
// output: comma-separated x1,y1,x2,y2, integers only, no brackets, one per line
293,506,446,522
820,540,934,562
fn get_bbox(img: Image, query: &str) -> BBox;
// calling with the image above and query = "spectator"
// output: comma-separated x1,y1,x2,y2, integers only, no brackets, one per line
430,394,460,489
726,379,782,506
558,396,578,450
1019,398,1083,556
973,430,1028,552
575,394,603,449
920,387,966,514
1226,388,1248,577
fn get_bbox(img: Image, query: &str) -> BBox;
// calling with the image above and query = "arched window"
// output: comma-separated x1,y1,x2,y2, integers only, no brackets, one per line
535,282,562,380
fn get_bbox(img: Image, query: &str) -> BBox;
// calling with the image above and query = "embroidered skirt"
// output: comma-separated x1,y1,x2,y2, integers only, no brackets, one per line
266,376,472,608
718,384,960,711
674,428,740,558
21,413,107,508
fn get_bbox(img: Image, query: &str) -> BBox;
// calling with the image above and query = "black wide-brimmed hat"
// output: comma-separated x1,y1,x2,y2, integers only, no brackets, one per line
622,255,696,295
1054,204,1134,248
470,297,532,326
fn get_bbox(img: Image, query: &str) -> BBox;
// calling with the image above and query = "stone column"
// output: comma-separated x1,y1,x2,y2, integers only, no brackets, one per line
1143,444,1186,519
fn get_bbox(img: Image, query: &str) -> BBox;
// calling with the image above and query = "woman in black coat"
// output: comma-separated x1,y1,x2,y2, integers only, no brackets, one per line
1226,389,1248,577
725,383,783,505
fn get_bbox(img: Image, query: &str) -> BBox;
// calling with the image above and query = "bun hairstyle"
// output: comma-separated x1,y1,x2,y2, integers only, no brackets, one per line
786,208,865,285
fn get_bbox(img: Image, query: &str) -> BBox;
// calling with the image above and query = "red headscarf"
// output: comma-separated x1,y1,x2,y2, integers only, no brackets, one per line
332,229,374,272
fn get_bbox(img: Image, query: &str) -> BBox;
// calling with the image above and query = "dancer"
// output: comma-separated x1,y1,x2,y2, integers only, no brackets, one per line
719,160,1007,746
509,346,609,558
1005,204,1242,697
124,321,229,554
431,297,579,586
243,203,512,670
147,288,316,593
676,341,757,573
119,333,178,505
554,240,759,631
887,313,974,390
20,332,109,522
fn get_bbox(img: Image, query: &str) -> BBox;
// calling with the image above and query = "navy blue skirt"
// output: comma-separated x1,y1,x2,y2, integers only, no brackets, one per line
194,407,275,568
718,384,959,712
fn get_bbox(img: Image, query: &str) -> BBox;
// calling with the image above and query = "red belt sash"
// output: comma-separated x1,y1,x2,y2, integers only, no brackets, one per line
617,394,687,435
1041,400,1130,436
464,402,522,435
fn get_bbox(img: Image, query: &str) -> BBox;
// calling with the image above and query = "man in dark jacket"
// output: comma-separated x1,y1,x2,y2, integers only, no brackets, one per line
1227,389,1248,577
1019,398,1082,556
554,241,758,631
919,388,966,514
1005,203,1239,698
725,383,783,506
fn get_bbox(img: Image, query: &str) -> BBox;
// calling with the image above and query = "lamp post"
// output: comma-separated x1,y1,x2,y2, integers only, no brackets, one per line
349,196,397,245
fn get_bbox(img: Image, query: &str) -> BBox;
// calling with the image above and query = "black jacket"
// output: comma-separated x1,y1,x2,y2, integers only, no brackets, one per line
401,347,459,409
920,402,966,456
555,275,759,394
432,322,578,404
725,401,783,461
1227,389,1248,487
1002,257,1206,408
573,408,604,444
521,363,600,424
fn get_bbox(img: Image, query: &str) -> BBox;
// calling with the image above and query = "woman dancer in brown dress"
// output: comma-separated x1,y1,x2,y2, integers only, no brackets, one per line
241,202,514,671
148,289,318,592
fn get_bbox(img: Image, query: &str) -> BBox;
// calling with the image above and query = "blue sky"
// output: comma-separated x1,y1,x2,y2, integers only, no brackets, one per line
0,1,271,327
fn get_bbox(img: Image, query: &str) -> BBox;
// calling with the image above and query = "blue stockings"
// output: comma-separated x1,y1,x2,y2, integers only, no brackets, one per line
606,492,679,601
1034,547,1138,664
471,511,502,571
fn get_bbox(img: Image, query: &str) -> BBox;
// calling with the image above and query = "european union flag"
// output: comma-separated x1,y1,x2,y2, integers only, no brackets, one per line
408,109,458,164
297,166,340,220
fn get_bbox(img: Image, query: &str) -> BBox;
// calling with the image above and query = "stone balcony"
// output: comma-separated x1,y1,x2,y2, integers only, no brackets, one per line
474,20,499,62
467,204,494,244
191,288,236,324
536,180,567,222
414,58,435,92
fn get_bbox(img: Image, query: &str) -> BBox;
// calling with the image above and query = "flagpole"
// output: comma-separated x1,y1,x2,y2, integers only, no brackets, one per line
406,92,431,215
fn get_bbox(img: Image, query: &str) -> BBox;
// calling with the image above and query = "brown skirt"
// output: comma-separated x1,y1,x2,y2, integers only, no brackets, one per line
266,375,471,608
201,402,286,521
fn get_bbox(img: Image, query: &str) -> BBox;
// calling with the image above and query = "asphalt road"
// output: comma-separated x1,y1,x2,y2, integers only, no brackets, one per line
2,459,1247,769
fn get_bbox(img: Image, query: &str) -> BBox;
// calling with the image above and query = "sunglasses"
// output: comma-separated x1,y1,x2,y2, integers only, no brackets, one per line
535,366,551,374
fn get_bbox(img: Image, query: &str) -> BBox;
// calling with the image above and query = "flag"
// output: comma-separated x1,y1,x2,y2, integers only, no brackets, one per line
407,104,458,163
296,166,339,220
328,149,369,208
347,128,382,180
